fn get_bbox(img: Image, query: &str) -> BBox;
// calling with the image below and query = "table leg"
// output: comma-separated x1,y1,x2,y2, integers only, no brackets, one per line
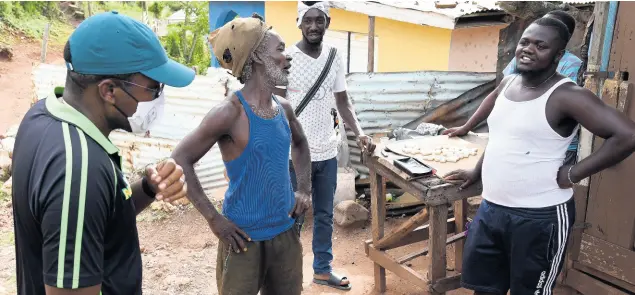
370,169,387,292
454,199,467,272
428,204,449,295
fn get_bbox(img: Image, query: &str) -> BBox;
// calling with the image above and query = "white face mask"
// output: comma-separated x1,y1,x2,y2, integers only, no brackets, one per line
127,92,165,134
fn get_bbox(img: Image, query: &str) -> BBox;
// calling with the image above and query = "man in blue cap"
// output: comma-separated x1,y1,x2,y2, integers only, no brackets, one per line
11,11,194,295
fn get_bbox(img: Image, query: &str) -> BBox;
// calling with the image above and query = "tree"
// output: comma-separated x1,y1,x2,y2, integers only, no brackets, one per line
148,1,163,19
160,2,210,74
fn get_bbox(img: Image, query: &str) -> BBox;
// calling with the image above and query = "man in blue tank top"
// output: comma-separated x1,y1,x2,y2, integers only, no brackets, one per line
444,18,635,295
172,14,312,295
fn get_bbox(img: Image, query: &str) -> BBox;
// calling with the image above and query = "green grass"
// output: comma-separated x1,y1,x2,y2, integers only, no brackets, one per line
0,1,150,47
0,13,74,46
91,2,146,21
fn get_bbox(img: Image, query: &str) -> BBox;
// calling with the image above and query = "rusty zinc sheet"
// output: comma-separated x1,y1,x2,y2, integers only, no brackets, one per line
345,71,496,176
32,64,243,195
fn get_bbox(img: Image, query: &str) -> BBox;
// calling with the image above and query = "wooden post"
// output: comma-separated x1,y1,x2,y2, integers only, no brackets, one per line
367,16,375,72
40,23,51,63
453,199,467,272
370,169,386,292
374,207,429,249
141,1,148,25
578,1,611,185
428,205,449,295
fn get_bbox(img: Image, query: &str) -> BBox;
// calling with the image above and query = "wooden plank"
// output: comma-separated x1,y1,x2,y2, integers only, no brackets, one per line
565,268,629,295
367,245,429,290
40,23,51,63
367,156,428,200
578,72,600,178
609,2,635,73
383,218,456,250
584,77,635,249
601,79,621,108
426,182,482,206
454,198,467,272
385,192,426,210
564,184,590,283
396,232,466,264
367,16,375,72
431,274,462,294
369,169,387,292
617,81,633,113
374,262,386,293
587,2,609,71
377,156,412,181
364,239,372,256
428,205,449,295
585,138,635,249
370,169,387,242
577,1,609,185
574,262,635,294
375,207,430,249
578,233,635,286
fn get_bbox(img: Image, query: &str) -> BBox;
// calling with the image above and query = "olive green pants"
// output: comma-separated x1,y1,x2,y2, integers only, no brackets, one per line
216,227,303,295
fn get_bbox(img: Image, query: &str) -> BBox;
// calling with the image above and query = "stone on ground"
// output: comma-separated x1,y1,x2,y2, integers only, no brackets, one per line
0,45,13,61
334,200,369,228
3,125,19,138
334,167,356,206
0,137,15,153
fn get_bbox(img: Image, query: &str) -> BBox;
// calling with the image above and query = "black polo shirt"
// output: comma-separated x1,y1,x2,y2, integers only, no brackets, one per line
12,94,142,294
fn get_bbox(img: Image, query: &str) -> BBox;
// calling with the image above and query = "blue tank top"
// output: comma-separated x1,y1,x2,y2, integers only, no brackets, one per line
222,91,295,241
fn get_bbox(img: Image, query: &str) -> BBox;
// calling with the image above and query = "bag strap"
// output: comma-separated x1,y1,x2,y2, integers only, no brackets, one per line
294,47,337,117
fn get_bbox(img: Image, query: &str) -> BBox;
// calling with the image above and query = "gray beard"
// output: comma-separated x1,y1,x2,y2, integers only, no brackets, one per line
263,57,288,87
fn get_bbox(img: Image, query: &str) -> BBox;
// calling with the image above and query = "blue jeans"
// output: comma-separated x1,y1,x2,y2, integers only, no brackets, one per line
289,158,337,275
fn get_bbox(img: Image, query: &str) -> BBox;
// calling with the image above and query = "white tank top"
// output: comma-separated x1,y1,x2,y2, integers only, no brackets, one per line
481,76,579,208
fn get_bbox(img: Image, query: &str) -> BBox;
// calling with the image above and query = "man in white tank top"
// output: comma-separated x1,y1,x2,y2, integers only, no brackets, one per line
445,17,635,295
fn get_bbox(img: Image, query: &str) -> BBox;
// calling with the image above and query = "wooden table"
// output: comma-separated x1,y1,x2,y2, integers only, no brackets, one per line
363,135,485,294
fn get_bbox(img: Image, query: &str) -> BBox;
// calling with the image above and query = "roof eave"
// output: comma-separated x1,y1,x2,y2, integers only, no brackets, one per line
329,1,457,29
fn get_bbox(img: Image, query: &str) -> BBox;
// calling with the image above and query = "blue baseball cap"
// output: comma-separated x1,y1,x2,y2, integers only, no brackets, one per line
66,11,195,87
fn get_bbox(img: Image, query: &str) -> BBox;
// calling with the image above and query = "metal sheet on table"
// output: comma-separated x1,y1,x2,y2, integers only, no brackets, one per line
386,135,484,177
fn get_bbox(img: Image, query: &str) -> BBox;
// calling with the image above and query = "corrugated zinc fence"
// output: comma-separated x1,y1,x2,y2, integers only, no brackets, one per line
33,64,495,189
32,64,242,196
345,71,496,176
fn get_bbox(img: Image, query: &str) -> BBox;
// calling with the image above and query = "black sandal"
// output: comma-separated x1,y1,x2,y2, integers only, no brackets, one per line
313,273,352,291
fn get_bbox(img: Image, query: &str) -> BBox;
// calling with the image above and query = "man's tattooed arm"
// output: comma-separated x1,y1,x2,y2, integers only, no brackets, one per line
277,97,312,194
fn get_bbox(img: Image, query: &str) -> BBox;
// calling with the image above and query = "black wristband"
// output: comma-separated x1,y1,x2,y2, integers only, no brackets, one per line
142,176,156,198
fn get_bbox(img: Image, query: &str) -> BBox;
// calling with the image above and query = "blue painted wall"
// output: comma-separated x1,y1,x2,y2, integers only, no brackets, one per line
209,1,265,67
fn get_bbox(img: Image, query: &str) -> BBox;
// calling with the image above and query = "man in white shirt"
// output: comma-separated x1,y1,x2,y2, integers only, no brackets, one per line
445,18,635,295
276,1,375,291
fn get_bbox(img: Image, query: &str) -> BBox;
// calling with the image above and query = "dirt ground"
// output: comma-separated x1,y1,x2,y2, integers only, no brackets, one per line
0,39,576,295
0,38,65,134
0,200,470,295
0,200,576,295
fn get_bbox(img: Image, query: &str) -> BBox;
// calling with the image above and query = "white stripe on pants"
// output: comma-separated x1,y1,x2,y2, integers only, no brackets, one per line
542,204,570,295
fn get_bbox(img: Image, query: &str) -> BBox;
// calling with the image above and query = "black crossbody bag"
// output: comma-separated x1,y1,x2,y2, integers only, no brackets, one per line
292,47,337,237
293,47,337,117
